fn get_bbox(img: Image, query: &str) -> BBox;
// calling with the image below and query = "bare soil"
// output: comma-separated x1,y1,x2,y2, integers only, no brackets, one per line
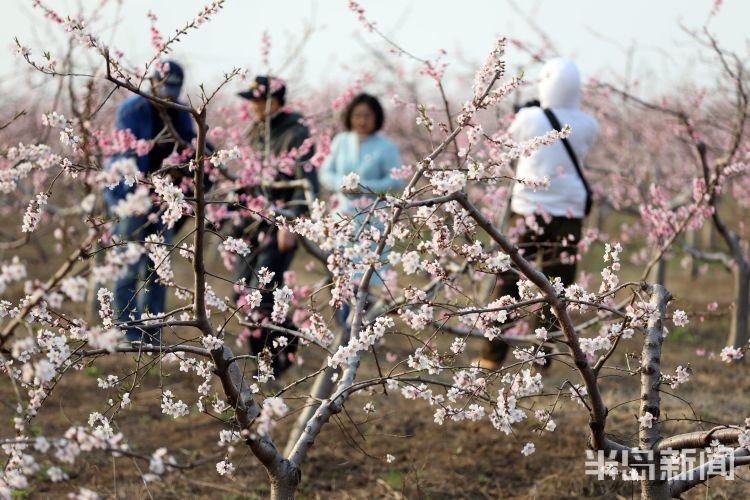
3,223,750,499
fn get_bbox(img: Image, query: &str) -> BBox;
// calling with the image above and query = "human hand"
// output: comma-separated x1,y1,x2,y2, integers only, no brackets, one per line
277,229,297,253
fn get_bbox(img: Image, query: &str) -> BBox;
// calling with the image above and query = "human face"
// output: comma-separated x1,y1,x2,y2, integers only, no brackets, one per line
249,97,281,122
350,102,377,137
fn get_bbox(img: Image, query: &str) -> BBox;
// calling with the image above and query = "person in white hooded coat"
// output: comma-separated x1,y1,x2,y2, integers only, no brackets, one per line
479,58,598,369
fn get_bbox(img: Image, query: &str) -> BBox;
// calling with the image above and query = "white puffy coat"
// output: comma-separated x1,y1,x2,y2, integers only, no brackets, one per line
509,58,598,218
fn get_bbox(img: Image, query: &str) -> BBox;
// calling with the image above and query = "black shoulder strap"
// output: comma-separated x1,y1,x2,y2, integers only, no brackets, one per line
542,108,593,215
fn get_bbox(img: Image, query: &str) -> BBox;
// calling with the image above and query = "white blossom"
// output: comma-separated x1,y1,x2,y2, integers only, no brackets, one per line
720,346,744,363
216,460,235,476
34,359,56,384
672,309,689,327
69,488,101,500
430,170,466,195
87,327,121,352
201,335,224,351
341,172,360,191
271,286,293,323
669,366,690,389
22,193,48,233
222,237,251,257
569,384,588,407
209,146,240,167
152,175,189,229
102,158,142,188
257,267,275,287
450,338,466,355
144,234,174,284
61,276,88,303
113,187,152,218
639,411,655,429
256,397,289,436
218,430,241,447
161,390,189,418
149,448,169,475
401,251,421,274
97,288,114,328
47,466,67,482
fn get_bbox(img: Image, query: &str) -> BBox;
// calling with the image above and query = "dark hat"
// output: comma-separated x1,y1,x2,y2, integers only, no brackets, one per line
238,75,286,103
151,60,184,89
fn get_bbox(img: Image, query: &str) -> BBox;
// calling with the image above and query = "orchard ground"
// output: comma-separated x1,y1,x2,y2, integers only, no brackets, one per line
2,211,748,499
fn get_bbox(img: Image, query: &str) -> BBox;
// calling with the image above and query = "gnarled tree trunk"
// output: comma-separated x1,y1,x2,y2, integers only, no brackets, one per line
283,324,352,456
639,285,672,500
728,263,749,349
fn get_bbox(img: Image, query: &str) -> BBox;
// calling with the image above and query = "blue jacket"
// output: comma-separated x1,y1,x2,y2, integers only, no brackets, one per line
103,95,196,207
319,131,402,216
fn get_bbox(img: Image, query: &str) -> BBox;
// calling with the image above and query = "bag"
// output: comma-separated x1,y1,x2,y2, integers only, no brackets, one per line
542,108,593,216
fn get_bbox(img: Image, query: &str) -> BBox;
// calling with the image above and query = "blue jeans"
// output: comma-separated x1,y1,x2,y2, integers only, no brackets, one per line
339,216,389,329
349,217,392,287
111,216,173,344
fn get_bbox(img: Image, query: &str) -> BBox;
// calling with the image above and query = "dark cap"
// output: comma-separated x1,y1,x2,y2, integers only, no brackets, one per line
238,75,286,103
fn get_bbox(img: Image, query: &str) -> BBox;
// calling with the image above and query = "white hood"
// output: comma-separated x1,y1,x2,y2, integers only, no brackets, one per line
538,58,581,110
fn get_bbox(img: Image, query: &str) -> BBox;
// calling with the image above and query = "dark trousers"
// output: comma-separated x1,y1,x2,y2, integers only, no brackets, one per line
481,215,582,363
111,215,173,345
233,232,299,375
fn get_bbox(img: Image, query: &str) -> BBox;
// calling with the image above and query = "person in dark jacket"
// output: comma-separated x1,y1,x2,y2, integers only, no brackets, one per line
104,61,196,346
234,75,318,377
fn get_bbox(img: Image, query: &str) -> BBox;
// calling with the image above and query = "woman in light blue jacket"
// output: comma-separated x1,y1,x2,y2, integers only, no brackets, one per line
320,93,402,218
320,93,403,323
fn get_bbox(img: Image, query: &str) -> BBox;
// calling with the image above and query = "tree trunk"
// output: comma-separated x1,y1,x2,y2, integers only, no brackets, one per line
641,480,671,500
728,263,750,349
264,453,301,500
270,478,297,500
651,258,667,287
703,221,715,250
283,323,352,456
639,285,672,500
282,363,337,456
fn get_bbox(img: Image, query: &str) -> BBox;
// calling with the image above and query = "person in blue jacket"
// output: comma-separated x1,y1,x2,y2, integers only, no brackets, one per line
319,93,403,326
103,61,197,346
320,93,402,218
